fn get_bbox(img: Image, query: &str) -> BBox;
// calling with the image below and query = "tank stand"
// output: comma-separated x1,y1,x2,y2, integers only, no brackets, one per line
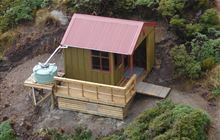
31,87,53,107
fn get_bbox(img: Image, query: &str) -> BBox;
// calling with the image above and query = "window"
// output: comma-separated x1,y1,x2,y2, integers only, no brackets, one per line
91,50,110,71
114,54,122,68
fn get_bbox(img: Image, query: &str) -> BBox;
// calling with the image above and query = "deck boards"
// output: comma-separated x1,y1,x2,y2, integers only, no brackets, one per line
24,74,54,90
136,82,171,98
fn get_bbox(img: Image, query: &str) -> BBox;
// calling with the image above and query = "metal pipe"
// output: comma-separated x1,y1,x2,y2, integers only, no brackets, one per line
43,45,68,66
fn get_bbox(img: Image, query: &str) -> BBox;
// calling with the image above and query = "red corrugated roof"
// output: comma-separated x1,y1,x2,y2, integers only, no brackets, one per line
61,14,156,55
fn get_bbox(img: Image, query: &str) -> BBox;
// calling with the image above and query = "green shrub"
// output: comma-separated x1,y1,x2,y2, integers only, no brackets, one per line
158,0,185,17
73,127,92,140
37,126,92,140
170,33,220,78
170,15,186,28
101,134,125,140
201,57,215,70
67,0,136,16
135,0,159,7
211,87,220,97
67,0,101,14
0,121,17,140
157,0,216,39
186,23,203,37
0,0,45,32
114,0,136,11
207,28,220,38
186,61,202,79
170,45,202,79
200,8,219,26
191,33,220,63
196,0,209,9
101,100,210,140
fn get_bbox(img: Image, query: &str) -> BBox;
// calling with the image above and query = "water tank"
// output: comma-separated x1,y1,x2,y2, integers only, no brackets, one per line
33,63,57,84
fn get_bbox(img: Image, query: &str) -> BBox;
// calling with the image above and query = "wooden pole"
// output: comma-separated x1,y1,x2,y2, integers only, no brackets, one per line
51,90,55,110
32,88,37,106
130,54,134,77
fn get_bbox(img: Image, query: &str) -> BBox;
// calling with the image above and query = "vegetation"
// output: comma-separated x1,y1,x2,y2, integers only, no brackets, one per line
0,121,17,140
171,32,220,79
212,87,220,97
135,0,159,7
101,100,210,140
65,0,136,17
170,45,201,79
158,0,185,17
0,0,50,33
37,126,92,140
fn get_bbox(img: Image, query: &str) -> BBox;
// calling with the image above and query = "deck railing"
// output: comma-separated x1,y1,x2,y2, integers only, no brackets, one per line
54,75,136,107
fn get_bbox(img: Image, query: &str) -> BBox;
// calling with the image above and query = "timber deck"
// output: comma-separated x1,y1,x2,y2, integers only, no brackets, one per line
54,75,137,119
24,74,54,90
136,82,171,98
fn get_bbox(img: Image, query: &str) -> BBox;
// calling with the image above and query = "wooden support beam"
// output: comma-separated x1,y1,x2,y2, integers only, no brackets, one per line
32,88,37,106
36,93,52,106
51,90,55,110
130,54,134,77
109,53,115,85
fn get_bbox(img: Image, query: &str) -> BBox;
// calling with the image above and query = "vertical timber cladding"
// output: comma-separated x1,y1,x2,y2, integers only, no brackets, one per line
64,47,114,85
146,27,155,73
113,55,124,85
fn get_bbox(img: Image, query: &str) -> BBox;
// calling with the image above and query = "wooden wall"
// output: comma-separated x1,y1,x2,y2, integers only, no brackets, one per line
146,27,155,73
114,61,124,85
64,48,114,85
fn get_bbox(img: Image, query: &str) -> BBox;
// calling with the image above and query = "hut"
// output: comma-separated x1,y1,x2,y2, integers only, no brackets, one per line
61,14,156,86
53,14,156,119
25,13,157,120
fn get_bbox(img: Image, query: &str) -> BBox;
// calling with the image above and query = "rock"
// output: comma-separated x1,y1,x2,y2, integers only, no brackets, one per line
116,121,124,128
0,60,11,72
20,120,32,130
25,121,32,130
4,103,10,108
50,10,68,25
10,90,14,94
58,128,65,133
2,116,9,121
53,116,61,120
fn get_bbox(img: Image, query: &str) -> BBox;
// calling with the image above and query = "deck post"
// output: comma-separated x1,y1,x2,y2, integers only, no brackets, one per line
130,54,134,77
32,87,37,105
51,90,55,110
